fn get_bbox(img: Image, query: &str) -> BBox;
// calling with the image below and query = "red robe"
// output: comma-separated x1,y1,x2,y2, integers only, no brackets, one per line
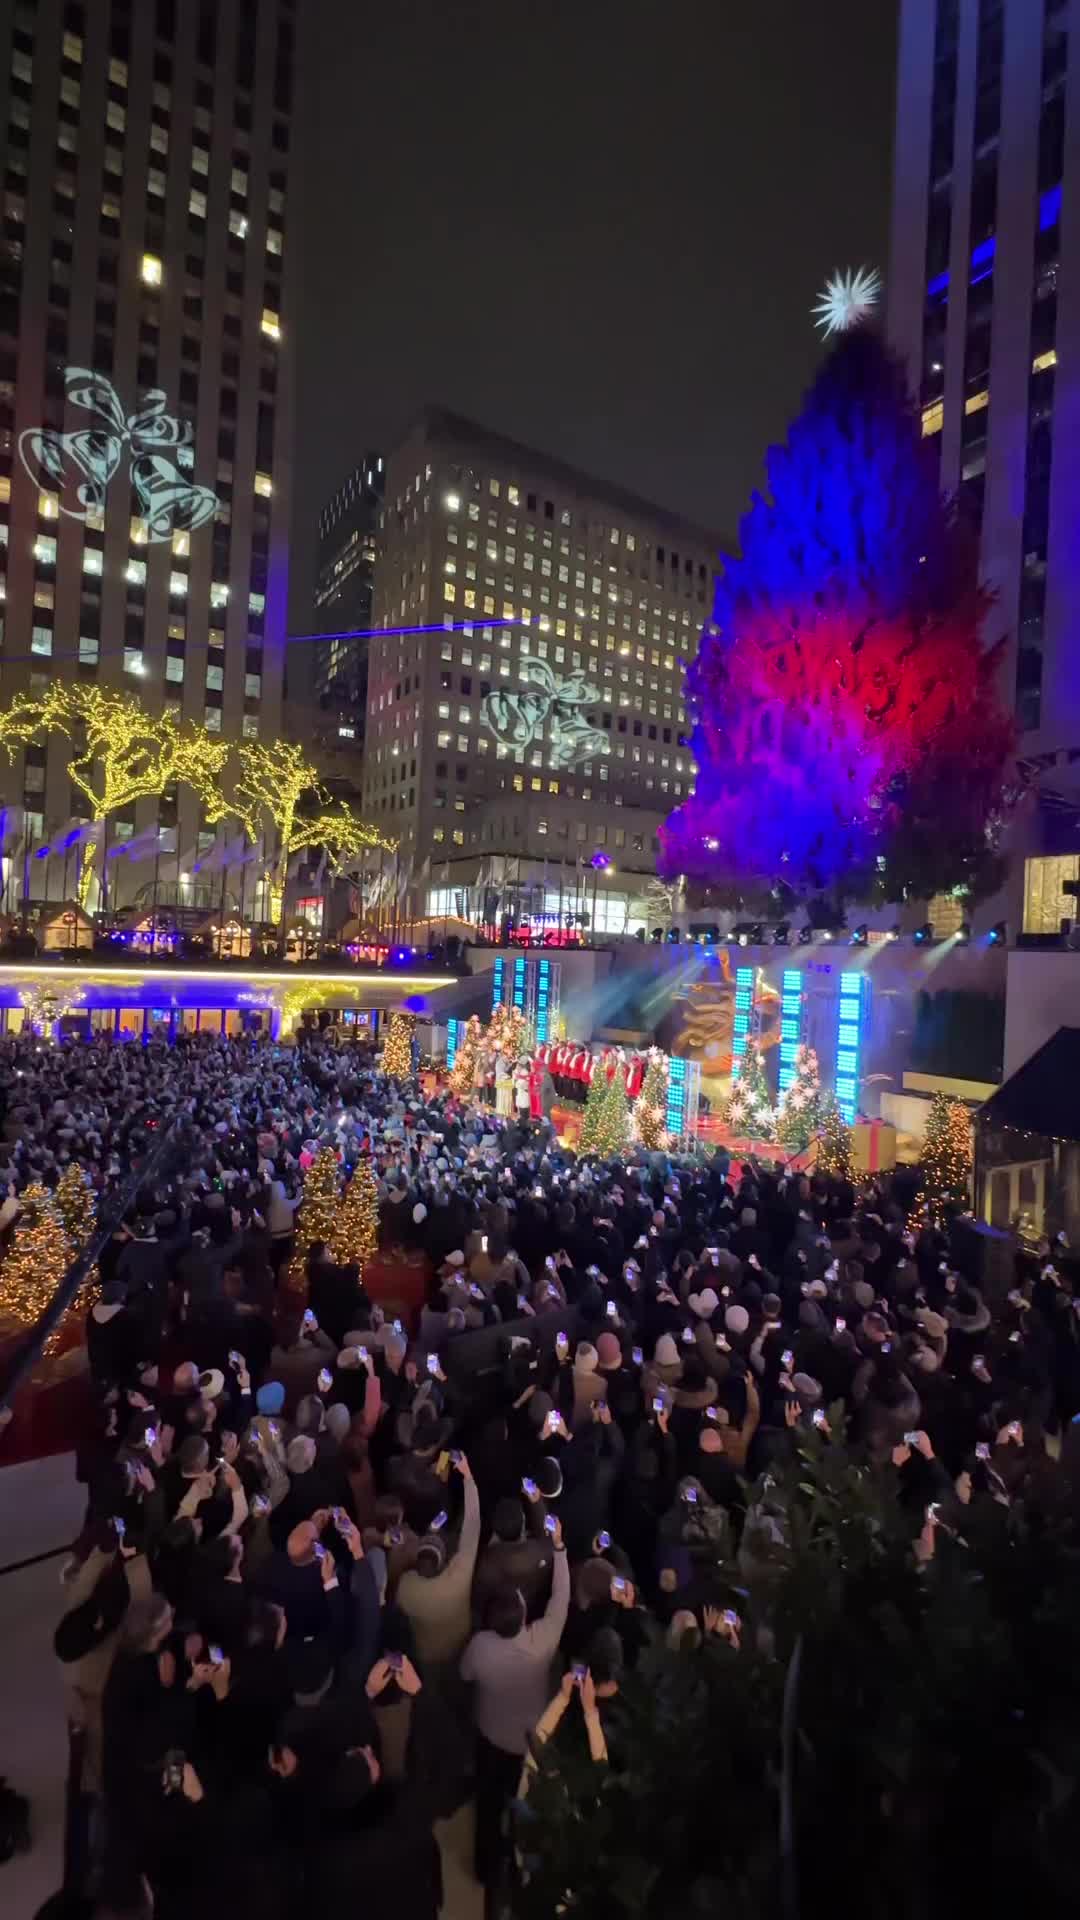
528,1058,545,1119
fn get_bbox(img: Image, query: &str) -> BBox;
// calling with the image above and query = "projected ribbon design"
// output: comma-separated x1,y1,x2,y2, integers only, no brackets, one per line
482,657,610,771
19,367,219,541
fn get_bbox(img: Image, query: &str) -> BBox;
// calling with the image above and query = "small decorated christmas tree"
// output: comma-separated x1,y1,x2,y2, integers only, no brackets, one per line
578,1060,613,1154
288,1145,341,1287
332,1158,379,1269
0,1184,72,1335
726,1038,775,1140
816,1091,853,1180
776,1044,823,1152
595,1061,631,1156
449,1013,483,1097
634,1050,669,1150
921,1092,972,1223
54,1163,96,1253
382,1010,415,1078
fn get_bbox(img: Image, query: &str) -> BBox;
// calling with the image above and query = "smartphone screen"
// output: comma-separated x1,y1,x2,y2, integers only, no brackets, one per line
387,1651,403,1672
427,1353,440,1374
522,1477,538,1498
431,1510,448,1531
544,1514,557,1536
480,1235,488,1253
632,1346,643,1365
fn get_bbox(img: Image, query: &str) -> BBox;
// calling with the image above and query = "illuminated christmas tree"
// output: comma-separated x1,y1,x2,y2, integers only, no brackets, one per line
449,1014,484,1097
0,1184,72,1339
660,324,1012,900
726,1038,775,1140
382,1010,415,1078
921,1092,972,1224
55,1163,96,1253
816,1092,853,1180
593,1061,631,1156
488,1001,530,1060
288,1145,341,1287
578,1060,613,1155
776,1044,822,1152
332,1158,379,1269
633,1050,669,1150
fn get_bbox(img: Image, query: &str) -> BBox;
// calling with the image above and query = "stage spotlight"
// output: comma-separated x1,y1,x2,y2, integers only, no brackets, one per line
887,926,901,941
773,923,790,945
798,925,814,945
749,922,764,944
737,931,749,947
988,921,1007,945
956,924,971,943
666,926,681,944
913,922,933,945
851,924,868,947
651,926,664,944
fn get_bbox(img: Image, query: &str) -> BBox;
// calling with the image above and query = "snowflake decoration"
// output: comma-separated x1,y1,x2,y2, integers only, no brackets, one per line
812,266,881,336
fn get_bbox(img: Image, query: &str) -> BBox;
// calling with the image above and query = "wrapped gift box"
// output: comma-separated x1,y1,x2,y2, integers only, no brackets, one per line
852,1117,897,1174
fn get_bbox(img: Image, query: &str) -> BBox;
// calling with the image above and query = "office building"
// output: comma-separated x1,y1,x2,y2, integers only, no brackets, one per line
310,454,383,752
364,407,717,936
887,1,1080,938
0,0,296,908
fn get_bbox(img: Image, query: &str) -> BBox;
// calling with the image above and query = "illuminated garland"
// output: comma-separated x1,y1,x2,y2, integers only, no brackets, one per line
633,1050,669,1150
0,1184,72,1347
449,1014,484,1097
488,1002,530,1060
776,1044,823,1151
726,1038,776,1140
19,981,86,1040
816,1092,853,1179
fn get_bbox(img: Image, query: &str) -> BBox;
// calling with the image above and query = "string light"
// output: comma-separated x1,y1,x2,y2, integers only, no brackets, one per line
921,1092,973,1225
816,1093,853,1179
487,1002,530,1062
449,1014,484,1097
0,1184,71,1345
287,1146,341,1291
726,1037,776,1140
776,1044,823,1151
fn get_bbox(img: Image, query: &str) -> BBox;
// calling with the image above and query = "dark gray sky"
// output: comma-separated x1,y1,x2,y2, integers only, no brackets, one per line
290,1,897,625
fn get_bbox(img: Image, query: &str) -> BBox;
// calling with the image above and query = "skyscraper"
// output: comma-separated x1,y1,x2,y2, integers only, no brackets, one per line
309,455,384,754
364,407,716,937
0,0,295,910
889,0,1073,751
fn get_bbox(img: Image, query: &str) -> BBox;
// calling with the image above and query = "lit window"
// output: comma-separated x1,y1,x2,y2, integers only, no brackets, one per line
1032,348,1057,374
205,706,222,732
165,656,185,683
123,648,145,676
242,715,259,739
150,124,169,155
189,189,207,220
437,731,451,748
129,515,147,546
125,558,146,587
33,536,56,567
452,829,464,845
537,818,548,834
31,626,53,656
0,477,10,505
78,635,99,666
266,228,283,256
210,582,229,608
964,389,989,416
191,145,210,175
229,209,249,239
444,582,456,603
248,590,265,616
83,548,103,577
254,472,273,498
921,400,943,437
244,672,261,698
39,490,58,519
261,309,281,341
169,571,188,597
62,31,83,60
171,529,190,558
206,663,224,691
108,56,129,86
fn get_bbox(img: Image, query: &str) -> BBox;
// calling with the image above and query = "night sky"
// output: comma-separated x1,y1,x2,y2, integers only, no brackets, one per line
290,1,898,625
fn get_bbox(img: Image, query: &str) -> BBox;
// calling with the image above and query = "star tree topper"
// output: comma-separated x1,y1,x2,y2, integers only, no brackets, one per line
812,265,881,336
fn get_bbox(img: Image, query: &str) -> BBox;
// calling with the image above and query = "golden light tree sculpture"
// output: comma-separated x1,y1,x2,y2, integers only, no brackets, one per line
231,740,394,928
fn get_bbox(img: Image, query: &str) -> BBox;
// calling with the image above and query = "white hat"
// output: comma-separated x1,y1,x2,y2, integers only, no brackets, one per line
688,1288,719,1319
413,1203,428,1224
445,1250,465,1268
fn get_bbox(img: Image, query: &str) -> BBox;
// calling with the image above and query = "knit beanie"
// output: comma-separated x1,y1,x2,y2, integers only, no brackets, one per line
596,1331,622,1369
256,1381,286,1415
724,1303,750,1335
655,1332,680,1368
574,1342,599,1375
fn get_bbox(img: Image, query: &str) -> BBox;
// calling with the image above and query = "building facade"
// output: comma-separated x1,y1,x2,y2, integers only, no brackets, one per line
0,0,296,910
309,455,383,753
887,0,1080,938
364,408,717,938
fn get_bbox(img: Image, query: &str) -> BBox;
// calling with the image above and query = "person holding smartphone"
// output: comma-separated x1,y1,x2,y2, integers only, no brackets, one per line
395,1451,481,1668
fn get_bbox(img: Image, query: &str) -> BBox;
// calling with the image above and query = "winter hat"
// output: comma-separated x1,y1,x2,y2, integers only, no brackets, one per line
198,1368,225,1400
413,1203,428,1224
724,1304,749,1336
791,1371,822,1406
574,1342,599,1375
325,1402,351,1442
527,1390,554,1430
256,1381,286,1416
852,1280,875,1310
762,1293,782,1322
445,1250,465,1268
655,1332,681,1368
915,1308,948,1341
798,1300,828,1333
596,1331,622,1369
807,1279,828,1299
689,1288,719,1319
861,1312,890,1344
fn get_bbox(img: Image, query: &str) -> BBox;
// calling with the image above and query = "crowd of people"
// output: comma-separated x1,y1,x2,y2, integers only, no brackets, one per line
3,1024,1080,1918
